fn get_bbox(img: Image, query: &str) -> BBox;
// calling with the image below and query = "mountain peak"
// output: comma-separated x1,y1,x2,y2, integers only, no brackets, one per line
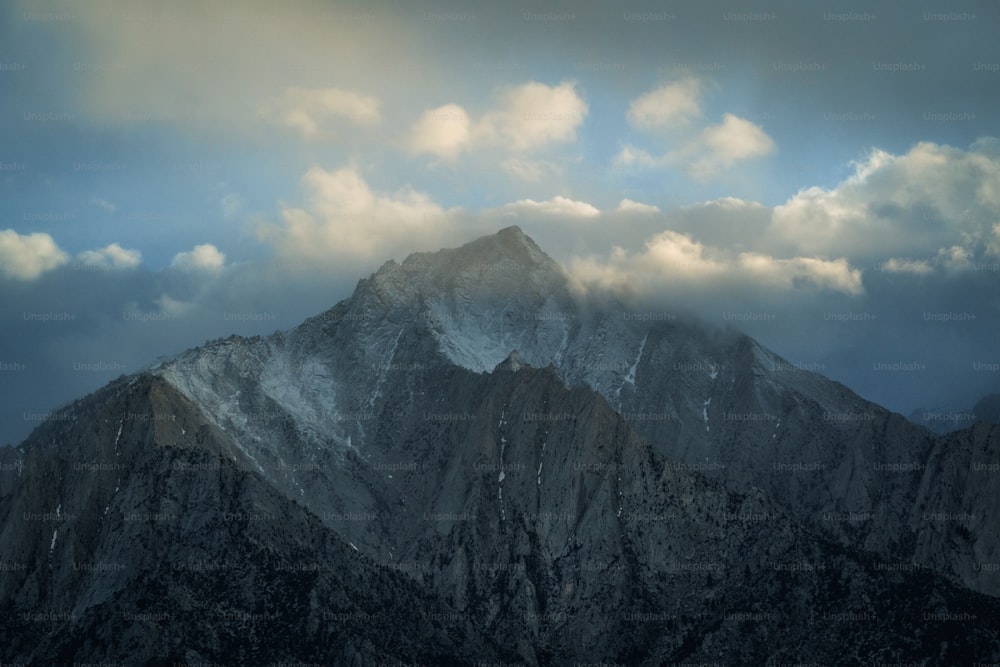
396,225,555,277
496,224,525,238
495,349,528,373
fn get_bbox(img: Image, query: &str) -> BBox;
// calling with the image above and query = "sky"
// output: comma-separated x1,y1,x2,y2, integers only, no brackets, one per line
2,0,999,445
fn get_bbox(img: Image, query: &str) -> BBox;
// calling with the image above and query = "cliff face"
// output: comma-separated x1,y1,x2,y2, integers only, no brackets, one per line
0,375,507,664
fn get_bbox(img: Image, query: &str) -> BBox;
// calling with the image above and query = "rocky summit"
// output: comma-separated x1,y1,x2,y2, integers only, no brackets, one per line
2,227,999,665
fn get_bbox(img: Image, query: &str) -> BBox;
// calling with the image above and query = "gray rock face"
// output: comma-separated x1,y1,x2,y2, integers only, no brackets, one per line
2,226,1000,664
0,375,508,664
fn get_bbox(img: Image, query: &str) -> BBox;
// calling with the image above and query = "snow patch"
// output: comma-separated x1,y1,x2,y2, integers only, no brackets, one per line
623,333,648,388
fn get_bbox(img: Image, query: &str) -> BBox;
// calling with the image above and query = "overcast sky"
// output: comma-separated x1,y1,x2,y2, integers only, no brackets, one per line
2,0,999,445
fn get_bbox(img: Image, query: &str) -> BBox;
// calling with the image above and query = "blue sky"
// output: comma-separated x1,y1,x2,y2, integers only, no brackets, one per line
2,0,1000,444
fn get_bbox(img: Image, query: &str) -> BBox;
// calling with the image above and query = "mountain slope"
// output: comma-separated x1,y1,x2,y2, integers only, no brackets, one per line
3,362,1000,664
149,226,999,597
0,375,508,664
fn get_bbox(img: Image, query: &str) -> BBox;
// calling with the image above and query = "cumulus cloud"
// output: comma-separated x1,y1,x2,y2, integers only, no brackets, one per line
408,81,587,158
171,244,226,273
768,140,1000,262
626,78,703,130
688,113,775,179
480,81,588,151
264,166,460,264
618,81,774,179
616,199,661,214
408,104,472,160
501,196,600,219
0,229,69,280
261,86,381,138
78,243,142,270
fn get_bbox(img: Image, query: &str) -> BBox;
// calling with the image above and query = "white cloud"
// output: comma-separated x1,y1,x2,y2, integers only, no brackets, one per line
987,223,1000,258
936,245,974,272
408,104,471,160
688,113,775,179
171,244,226,273
78,243,142,270
409,81,588,158
479,81,588,151
502,196,600,218
769,140,1000,261
501,157,560,182
617,82,775,179
626,78,703,130
0,229,69,280
613,144,663,168
265,166,458,263
569,229,863,297
685,196,767,212
262,86,381,138
616,199,661,214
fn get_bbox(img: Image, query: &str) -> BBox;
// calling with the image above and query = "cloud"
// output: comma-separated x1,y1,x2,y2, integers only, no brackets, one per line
688,113,775,179
409,81,588,158
616,198,661,214
261,86,381,138
936,245,974,272
626,78,703,130
91,198,117,214
769,140,1000,262
171,244,226,273
408,104,472,160
569,229,863,298
55,1,413,137
618,81,774,179
614,144,663,168
78,243,142,270
479,81,588,151
0,230,69,280
501,196,600,218
265,166,460,264
501,158,560,182
879,258,934,275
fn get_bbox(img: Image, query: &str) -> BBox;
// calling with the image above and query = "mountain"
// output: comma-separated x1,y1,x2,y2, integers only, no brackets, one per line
909,406,980,435
907,393,1000,434
2,226,1000,664
974,394,1000,425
